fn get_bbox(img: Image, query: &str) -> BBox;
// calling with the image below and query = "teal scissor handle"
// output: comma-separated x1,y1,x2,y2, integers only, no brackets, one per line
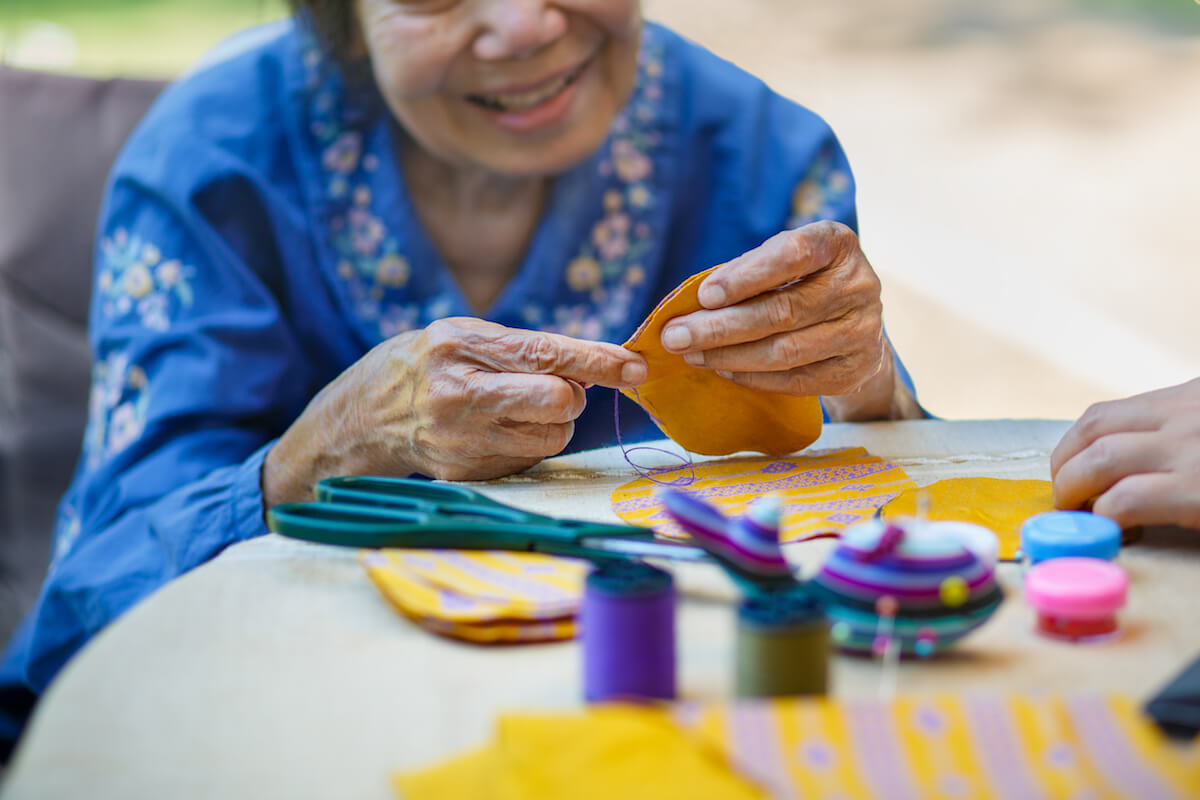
269,501,652,561
267,475,678,562
313,475,644,539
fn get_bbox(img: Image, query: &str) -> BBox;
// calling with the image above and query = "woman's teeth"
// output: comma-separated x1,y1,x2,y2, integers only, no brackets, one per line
469,65,583,112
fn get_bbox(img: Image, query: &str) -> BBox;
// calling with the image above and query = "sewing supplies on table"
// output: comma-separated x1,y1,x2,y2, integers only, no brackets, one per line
656,491,796,593
268,476,709,650
1019,510,1122,564
734,590,829,698
1025,556,1128,642
582,560,677,702
268,476,709,563
809,517,1004,657
657,489,833,698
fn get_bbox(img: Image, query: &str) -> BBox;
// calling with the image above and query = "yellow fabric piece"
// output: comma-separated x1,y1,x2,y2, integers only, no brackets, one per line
362,550,585,644
620,266,822,456
394,705,766,800
882,477,1054,560
395,696,1200,800
612,448,915,542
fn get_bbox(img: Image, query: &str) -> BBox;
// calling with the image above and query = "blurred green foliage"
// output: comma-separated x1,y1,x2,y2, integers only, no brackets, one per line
0,0,287,77
1,0,1195,79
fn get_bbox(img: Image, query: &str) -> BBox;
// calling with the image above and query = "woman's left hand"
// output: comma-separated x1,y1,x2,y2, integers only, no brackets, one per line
660,220,911,420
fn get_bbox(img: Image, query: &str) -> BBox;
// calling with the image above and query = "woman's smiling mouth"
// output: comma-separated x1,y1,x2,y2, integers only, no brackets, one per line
465,59,591,114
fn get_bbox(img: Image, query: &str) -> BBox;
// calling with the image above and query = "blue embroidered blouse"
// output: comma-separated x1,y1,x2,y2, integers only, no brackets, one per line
0,19,913,744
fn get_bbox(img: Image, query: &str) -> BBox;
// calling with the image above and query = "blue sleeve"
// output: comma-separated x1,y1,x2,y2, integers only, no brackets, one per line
0,167,314,743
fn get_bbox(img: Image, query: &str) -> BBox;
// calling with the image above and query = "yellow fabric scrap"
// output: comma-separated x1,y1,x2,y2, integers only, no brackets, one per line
882,477,1054,560
362,550,585,644
393,696,1200,800
621,266,823,456
612,448,915,542
394,705,766,800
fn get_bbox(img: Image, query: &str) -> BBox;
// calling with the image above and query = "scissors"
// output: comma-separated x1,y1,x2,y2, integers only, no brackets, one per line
267,475,710,564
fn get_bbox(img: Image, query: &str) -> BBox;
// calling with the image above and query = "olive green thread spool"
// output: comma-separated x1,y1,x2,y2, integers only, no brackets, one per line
735,589,830,698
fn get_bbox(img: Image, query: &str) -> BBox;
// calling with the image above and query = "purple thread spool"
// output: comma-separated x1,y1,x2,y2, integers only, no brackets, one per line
582,561,676,703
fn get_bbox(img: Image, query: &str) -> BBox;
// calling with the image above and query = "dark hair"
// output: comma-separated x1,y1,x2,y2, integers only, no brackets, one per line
286,0,358,62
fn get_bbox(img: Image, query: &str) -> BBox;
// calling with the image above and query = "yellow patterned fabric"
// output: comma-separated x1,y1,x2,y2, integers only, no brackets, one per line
882,477,1055,560
611,448,915,542
394,695,1200,800
362,550,586,644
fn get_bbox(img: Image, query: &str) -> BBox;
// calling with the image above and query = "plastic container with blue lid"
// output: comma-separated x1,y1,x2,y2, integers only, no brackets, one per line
1019,511,1121,564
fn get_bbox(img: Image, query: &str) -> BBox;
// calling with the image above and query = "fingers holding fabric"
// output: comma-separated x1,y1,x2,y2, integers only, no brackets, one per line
694,221,854,309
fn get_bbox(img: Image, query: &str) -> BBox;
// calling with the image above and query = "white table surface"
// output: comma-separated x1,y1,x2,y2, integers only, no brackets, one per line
4,419,1199,799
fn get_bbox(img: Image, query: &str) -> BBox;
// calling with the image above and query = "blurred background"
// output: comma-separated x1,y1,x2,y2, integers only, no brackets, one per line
3,0,1199,420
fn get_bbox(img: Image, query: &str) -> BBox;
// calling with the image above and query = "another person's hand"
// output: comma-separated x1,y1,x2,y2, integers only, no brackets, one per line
659,221,916,421
264,317,647,503
1050,378,1200,529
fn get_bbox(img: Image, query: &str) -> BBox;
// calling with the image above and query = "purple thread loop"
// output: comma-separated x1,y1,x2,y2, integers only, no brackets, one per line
614,388,696,486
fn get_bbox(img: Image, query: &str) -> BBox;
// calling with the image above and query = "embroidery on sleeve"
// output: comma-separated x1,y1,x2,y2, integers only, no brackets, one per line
97,228,196,331
786,144,853,230
50,503,82,570
83,351,150,469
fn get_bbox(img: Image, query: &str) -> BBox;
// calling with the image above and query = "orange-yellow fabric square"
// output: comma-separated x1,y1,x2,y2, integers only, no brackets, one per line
881,477,1054,560
611,447,915,542
393,705,766,800
620,266,822,456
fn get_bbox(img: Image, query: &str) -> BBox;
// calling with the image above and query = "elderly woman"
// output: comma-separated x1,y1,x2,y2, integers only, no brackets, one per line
0,0,921,748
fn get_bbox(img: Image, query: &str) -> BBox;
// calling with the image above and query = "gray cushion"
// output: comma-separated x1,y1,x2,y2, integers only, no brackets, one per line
0,66,165,644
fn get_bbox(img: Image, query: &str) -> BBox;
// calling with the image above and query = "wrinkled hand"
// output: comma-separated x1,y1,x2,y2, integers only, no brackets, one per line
1050,378,1200,529
660,221,908,420
264,317,647,504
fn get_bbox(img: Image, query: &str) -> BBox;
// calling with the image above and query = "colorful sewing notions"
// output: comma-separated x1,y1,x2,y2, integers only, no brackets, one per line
620,266,823,456
612,448,915,543
658,490,795,592
810,518,1004,657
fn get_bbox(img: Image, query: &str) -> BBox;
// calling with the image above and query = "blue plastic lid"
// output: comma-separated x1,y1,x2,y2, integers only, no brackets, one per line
1020,511,1121,563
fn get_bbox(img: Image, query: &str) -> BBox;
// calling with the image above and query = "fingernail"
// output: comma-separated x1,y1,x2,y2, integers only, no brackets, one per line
716,370,733,380
621,361,647,385
698,283,727,308
662,325,691,351
683,351,704,367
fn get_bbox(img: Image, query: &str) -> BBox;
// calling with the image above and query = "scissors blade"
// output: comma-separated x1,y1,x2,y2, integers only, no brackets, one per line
578,536,710,562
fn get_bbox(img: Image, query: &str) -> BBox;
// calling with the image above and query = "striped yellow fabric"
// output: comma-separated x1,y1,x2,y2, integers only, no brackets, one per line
396,695,1200,799
362,549,586,644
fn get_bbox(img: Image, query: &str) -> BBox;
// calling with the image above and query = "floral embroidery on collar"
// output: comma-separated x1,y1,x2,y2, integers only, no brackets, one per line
525,32,668,341
82,350,150,469
302,48,421,339
301,26,670,344
97,228,196,331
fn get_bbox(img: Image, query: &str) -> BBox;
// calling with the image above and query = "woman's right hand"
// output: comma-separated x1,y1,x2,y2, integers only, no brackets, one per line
263,317,647,505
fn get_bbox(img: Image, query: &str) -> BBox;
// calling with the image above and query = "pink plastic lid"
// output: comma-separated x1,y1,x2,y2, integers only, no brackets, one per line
1025,557,1128,620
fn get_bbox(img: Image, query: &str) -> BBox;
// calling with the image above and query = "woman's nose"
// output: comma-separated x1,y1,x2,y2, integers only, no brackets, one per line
474,0,568,61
